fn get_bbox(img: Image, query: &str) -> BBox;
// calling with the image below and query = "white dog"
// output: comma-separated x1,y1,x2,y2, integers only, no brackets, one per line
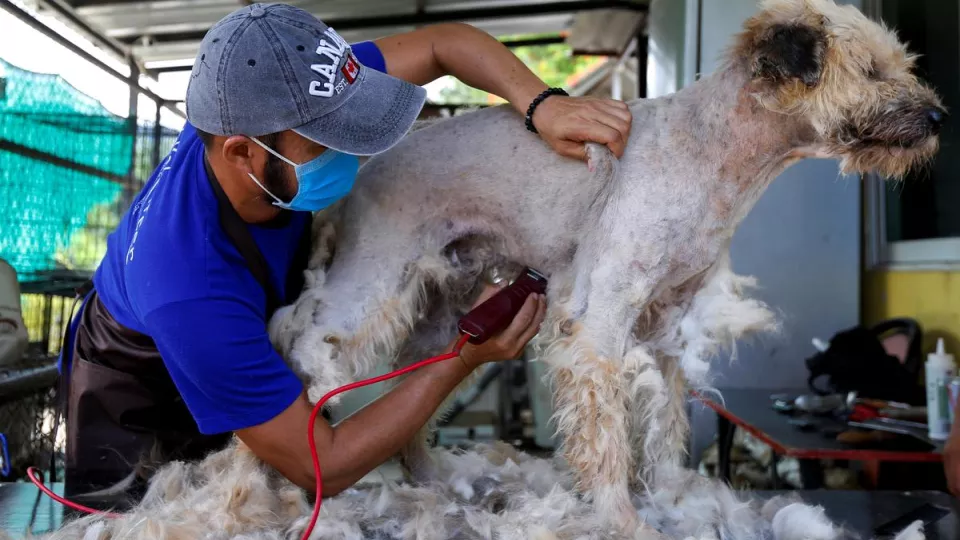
268,0,943,532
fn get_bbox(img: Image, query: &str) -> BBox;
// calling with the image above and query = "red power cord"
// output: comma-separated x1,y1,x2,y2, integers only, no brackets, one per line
300,333,470,540
26,467,121,518
27,333,471,540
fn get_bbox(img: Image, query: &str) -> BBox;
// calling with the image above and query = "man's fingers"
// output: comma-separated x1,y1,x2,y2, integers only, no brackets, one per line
553,139,588,161
591,110,631,140
572,122,623,151
500,293,539,344
598,101,632,124
516,294,547,346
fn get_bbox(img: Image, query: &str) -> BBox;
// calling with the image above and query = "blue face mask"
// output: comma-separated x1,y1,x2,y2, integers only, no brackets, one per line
248,136,359,212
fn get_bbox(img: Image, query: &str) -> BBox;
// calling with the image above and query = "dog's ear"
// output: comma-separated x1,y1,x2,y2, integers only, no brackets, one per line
750,22,826,87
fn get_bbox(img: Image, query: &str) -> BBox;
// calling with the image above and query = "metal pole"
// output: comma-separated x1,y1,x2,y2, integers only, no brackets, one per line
0,138,125,183
636,32,648,98
0,0,185,120
612,38,637,100
124,58,139,209
152,99,162,170
612,65,622,100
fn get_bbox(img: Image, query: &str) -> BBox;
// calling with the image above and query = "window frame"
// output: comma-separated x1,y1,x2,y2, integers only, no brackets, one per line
864,173,960,271
861,0,960,271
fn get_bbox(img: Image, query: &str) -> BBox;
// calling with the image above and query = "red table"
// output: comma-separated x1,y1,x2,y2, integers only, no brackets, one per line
696,388,944,489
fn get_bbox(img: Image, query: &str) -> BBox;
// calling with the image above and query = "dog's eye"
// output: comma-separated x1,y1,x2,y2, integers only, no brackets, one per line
867,60,882,80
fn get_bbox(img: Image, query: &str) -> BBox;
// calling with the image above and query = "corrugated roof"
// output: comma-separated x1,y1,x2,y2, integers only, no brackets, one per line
50,0,646,67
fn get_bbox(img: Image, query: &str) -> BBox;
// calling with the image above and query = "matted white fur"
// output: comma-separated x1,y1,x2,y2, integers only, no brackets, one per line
22,441,925,540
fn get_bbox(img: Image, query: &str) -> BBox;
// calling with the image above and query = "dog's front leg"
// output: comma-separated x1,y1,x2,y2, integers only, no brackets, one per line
545,271,657,534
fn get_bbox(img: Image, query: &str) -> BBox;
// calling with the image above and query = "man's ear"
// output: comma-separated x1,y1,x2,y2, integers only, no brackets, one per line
221,135,262,174
750,22,826,87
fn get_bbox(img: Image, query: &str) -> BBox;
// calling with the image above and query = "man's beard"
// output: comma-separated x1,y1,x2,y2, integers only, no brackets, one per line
262,153,297,204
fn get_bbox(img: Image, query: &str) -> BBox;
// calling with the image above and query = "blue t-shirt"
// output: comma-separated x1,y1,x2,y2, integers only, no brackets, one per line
91,41,387,435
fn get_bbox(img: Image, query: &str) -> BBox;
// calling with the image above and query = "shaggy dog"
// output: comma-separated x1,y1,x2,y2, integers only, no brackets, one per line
20,0,944,538
266,0,943,533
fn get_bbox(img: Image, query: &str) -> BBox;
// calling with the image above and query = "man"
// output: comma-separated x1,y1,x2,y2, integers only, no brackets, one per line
61,2,632,507
946,403,960,497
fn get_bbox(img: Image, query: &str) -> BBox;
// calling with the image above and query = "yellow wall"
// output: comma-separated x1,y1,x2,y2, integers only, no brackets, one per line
863,270,960,357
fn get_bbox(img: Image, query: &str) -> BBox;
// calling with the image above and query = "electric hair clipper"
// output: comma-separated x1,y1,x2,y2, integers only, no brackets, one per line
457,267,548,345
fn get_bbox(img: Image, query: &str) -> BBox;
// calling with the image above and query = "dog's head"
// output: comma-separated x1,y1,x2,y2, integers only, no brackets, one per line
733,0,945,178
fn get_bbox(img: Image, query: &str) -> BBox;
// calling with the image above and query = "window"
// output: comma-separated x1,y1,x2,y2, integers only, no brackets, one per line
864,0,960,269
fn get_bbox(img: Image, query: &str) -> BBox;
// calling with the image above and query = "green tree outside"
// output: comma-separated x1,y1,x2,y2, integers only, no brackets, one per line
436,34,603,105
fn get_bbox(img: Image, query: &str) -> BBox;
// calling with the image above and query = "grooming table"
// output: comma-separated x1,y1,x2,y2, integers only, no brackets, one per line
698,388,944,489
2,482,959,539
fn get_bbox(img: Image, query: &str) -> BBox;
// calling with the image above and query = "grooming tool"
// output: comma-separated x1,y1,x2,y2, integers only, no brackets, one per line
836,429,898,445
848,419,937,446
856,397,911,410
458,267,548,345
794,392,855,415
772,399,796,414
925,338,956,440
878,406,927,421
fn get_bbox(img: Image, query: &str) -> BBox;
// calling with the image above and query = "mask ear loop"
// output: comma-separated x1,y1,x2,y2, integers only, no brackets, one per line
246,172,286,206
247,136,298,207
249,136,299,167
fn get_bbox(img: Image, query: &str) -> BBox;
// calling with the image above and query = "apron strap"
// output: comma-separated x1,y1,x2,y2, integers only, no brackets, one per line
286,212,313,304
202,156,283,316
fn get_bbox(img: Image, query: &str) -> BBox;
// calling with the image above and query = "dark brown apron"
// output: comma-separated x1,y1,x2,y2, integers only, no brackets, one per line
59,157,312,512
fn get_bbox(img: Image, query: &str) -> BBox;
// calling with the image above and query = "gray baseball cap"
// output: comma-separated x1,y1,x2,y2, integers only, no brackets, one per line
185,2,426,155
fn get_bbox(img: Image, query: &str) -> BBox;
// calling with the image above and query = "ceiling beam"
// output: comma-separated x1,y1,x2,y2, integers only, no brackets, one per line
66,0,146,7
116,0,646,44
144,34,568,77
37,0,130,59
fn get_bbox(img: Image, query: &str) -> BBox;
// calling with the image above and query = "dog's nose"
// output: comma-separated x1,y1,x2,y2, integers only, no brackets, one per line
927,107,947,130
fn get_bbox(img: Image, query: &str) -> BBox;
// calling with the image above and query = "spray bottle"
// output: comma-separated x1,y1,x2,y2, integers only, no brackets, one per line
925,338,956,440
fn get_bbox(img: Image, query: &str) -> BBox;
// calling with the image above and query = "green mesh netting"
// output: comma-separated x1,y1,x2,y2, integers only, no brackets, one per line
0,58,132,282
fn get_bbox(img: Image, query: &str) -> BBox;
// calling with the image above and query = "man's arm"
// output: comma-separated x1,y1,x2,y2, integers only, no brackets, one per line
235,286,546,495
945,401,960,497
372,23,633,161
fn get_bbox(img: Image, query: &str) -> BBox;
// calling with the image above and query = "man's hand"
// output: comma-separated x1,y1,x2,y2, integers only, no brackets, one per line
946,423,960,497
237,281,546,497
458,283,547,369
531,96,633,161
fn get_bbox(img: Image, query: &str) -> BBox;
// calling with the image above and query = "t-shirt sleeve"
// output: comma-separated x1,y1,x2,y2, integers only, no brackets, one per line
143,297,304,435
351,41,386,73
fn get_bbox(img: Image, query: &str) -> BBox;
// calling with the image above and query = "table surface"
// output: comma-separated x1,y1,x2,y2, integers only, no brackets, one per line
698,388,944,462
2,483,958,539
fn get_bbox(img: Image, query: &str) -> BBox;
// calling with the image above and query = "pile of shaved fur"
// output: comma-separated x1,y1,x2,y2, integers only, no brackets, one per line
8,439,925,540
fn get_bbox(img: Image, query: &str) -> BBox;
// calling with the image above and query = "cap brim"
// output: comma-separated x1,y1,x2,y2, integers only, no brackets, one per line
293,67,427,156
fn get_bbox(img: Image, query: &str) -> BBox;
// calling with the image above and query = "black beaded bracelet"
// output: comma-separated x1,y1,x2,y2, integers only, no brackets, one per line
525,87,568,134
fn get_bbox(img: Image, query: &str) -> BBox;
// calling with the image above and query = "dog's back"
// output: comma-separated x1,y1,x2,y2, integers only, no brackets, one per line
336,99,683,271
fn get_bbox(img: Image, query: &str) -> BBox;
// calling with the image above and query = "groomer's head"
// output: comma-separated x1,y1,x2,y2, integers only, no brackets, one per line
186,2,425,212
